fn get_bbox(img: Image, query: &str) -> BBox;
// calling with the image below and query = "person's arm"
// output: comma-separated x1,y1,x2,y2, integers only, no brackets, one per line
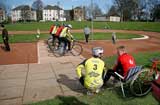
76,60,87,78
49,26,54,34
66,29,73,40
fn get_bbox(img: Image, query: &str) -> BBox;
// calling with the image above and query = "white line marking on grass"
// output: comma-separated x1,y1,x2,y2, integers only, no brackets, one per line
37,42,40,64
132,35,149,40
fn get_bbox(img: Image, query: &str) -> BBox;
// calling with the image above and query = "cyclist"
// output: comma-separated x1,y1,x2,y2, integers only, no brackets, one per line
59,24,73,51
76,47,106,94
49,23,58,44
104,45,136,82
54,24,65,46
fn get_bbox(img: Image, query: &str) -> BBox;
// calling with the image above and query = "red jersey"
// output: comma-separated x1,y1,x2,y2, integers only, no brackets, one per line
49,25,56,34
55,26,64,37
114,53,136,77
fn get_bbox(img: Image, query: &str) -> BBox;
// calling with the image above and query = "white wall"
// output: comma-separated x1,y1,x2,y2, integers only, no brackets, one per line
43,9,66,21
109,16,120,22
11,10,37,21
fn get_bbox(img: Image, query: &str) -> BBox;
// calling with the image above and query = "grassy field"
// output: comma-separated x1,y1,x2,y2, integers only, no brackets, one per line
5,21,160,32
0,33,142,43
29,51,160,105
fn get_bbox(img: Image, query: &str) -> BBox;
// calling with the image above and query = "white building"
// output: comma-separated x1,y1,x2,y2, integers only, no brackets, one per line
43,5,66,21
0,8,6,22
11,5,37,22
109,16,120,22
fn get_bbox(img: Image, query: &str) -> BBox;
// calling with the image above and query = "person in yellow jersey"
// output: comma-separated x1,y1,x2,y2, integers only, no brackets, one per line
76,47,106,95
59,24,73,51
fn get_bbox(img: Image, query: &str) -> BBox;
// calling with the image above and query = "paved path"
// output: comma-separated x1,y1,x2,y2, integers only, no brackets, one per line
0,41,85,105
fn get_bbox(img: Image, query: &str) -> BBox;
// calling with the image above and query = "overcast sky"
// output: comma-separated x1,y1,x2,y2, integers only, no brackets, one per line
0,0,113,13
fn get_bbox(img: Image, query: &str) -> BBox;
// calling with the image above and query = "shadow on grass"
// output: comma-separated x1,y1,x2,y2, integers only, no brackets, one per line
57,74,86,94
56,95,88,105
28,95,88,105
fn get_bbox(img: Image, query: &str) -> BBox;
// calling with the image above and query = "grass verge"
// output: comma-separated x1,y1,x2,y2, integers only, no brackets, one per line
0,33,142,43
5,21,160,32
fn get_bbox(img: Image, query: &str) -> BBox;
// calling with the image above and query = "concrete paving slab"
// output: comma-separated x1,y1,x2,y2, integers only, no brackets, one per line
0,79,25,88
28,72,55,80
23,86,62,104
23,79,62,104
29,63,53,74
3,64,28,72
0,71,27,79
0,86,24,100
0,98,22,105
51,63,75,74
59,80,84,91
57,73,78,80
0,65,5,71
63,89,85,97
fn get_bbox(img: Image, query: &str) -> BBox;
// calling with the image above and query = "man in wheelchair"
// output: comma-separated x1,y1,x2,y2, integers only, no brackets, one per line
104,45,136,83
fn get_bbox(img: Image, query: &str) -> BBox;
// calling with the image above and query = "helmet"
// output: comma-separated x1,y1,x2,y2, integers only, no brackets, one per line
67,24,72,28
92,47,104,57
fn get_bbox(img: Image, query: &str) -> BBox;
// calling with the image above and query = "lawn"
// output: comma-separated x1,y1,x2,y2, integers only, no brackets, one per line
29,51,160,105
5,21,160,32
0,33,142,43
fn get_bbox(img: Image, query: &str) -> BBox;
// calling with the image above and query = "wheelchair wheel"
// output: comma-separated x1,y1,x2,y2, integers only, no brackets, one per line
130,68,152,96
71,43,83,56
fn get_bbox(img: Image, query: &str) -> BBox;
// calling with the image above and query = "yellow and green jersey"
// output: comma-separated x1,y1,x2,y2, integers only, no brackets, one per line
76,57,106,90
60,27,73,40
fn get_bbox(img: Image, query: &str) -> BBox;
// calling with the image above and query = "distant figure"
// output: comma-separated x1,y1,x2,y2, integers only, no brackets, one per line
1,24,10,51
84,26,90,43
36,28,40,39
112,32,116,44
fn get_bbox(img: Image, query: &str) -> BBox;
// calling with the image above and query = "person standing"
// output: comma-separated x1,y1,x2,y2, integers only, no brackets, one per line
112,32,116,44
1,24,10,51
84,25,90,43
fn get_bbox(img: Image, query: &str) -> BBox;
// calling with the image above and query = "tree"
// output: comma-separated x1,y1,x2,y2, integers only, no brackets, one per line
114,0,138,21
32,0,43,21
21,6,31,22
107,6,119,16
85,2,103,19
151,4,160,21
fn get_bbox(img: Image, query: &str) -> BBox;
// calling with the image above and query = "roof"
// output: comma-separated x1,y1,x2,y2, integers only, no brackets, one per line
107,13,120,17
12,5,35,11
44,5,63,10
74,6,82,10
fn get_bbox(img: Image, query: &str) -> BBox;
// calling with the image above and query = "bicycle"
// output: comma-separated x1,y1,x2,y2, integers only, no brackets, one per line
47,36,83,57
130,57,160,96
47,35,59,52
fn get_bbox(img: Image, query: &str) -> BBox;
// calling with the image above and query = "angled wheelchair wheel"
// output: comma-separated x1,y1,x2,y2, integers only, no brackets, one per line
71,43,83,56
130,68,152,96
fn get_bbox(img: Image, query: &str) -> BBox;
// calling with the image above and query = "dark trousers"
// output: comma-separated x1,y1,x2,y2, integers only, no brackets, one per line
79,76,84,86
60,37,71,50
112,37,116,44
3,39,10,51
104,69,122,82
85,34,89,43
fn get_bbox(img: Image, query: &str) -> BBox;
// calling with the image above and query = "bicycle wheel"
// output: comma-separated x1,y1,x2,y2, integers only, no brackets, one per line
71,43,83,56
54,42,65,57
130,68,153,96
47,38,54,51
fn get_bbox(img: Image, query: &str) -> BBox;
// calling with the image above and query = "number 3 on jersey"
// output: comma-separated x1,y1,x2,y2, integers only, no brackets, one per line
93,64,98,70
